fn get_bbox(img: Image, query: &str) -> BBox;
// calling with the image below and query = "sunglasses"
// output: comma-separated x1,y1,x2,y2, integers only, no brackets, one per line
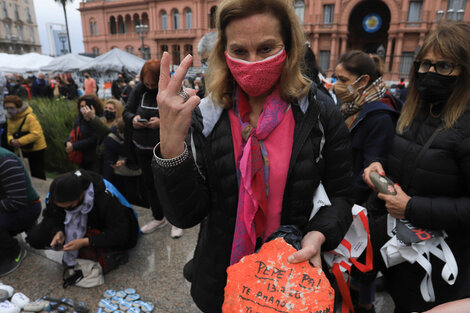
414,60,460,76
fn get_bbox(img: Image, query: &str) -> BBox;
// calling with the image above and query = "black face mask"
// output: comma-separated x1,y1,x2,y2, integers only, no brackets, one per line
103,110,116,121
415,72,457,104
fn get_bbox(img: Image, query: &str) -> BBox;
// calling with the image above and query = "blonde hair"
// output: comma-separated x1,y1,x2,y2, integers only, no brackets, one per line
105,99,123,119
205,0,310,108
398,22,470,133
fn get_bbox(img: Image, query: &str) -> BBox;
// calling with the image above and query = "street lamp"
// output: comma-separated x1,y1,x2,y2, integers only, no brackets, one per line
135,24,149,59
456,9,465,21
58,32,68,55
446,9,455,20
436,10,444,22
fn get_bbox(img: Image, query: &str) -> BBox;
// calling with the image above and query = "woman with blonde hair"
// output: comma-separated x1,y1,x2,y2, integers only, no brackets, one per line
153,0,354,310
363,22,470,312
102,99,123,128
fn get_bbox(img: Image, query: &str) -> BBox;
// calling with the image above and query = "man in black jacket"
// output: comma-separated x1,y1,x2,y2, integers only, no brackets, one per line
26,170,139,273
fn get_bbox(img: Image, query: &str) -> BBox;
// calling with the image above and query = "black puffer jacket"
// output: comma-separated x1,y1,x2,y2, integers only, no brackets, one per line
153,85,354,313
122,82,159,148
377,105,470,311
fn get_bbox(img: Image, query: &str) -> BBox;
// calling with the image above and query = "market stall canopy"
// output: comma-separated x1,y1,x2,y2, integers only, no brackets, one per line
79,48,145,75
40,53,94,73
0,53,54,73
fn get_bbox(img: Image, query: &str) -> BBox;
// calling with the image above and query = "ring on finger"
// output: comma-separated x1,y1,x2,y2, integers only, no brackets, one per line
178,90,190,102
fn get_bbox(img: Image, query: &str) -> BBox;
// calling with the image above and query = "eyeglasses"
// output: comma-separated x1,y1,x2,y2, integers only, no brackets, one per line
414,60,459,76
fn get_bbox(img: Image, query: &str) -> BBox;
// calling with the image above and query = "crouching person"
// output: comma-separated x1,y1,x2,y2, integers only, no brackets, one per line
0,147,41,276
26,170,139,274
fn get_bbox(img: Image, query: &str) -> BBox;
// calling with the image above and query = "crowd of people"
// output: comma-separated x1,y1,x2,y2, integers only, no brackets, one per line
1,0,470,312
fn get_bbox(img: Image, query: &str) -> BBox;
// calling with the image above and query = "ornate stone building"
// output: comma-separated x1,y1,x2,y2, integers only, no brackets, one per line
0,0,41,54
79,0,469,81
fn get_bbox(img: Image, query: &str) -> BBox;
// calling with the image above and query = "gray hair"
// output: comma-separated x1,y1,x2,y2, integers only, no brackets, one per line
197,32,217,56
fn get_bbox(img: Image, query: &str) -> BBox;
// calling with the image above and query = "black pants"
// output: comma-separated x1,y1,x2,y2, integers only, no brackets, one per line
135,148,164,220
23,149,46,180
0,201,41,261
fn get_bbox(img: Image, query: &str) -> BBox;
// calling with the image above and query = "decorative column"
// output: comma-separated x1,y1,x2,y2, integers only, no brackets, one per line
312,33,319,57
385,36,394,72
391,34,404,77
340,35,347,56
329,34,338,72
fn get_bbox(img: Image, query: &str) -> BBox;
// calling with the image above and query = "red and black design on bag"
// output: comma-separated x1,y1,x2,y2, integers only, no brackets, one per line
68,125,84,165
78,229,128,274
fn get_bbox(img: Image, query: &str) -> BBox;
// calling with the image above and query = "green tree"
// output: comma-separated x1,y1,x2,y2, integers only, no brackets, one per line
54,0,73,53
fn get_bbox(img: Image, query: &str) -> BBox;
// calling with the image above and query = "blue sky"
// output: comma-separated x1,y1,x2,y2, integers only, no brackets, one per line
33,0,84,55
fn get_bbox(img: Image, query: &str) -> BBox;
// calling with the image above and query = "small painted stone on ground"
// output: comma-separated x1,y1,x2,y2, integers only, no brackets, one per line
103,290,116,299
139,302,153,313
222,237,335,313
128,307,140,313
125,294,139,302
115,291,126,299
124,289,135,295
110,296,123,305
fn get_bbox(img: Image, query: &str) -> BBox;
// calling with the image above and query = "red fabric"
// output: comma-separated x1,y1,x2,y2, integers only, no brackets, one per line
68,126,83,165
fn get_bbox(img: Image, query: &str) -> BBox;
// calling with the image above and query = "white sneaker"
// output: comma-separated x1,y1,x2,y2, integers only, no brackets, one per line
0,301,20,313
170,226,183,239
0,285,13,298
140,218,168,234
10,293,29,309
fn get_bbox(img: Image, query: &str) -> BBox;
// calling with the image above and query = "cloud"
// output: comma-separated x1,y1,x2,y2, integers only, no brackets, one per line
33,0,84,55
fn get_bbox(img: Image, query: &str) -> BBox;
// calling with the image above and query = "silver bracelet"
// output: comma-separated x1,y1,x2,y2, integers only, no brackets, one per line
153,142,189,168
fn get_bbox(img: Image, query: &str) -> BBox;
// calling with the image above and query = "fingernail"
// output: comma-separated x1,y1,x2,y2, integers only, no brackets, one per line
395,183,399,186
288,255,294,263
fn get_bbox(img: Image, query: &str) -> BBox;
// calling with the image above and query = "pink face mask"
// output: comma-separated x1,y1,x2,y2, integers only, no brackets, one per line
225,48,287,97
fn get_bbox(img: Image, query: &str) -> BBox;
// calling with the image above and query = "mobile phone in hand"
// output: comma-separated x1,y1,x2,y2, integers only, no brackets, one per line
137,118,148,123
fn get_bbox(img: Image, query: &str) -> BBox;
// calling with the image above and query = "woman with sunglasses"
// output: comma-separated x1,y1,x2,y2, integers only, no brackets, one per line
363,22,470,312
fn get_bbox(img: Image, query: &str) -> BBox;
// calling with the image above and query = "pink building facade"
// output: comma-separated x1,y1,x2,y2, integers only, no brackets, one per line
79,0,470,81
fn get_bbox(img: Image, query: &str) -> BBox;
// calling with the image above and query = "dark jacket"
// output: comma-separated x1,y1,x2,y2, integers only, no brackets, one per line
153,85,354,312
350,101,399,203
102,127,125,181
376,104,470,311
68,116,98,168
29,171,139,250
122,83,159,148
31,78,49,98
8,84,28,99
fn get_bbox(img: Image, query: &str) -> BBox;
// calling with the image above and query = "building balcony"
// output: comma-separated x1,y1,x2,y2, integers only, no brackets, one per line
153,28,197,39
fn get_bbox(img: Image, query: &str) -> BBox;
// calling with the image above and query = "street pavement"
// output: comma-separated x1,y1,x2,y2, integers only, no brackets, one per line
1,177,395,313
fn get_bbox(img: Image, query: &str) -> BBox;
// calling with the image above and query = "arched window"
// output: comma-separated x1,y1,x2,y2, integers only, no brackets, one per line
29,26,34,42
141,13,149,26
92,47,100,57
184,44,192,57
89,19,95,36
160,44,168,59
172,9,180,30
94,22,98,35
172,44,180,64
117,15,125,34
16,25,22,40
133,13,140,32
209,6,217,28
109,16,116,34
185,8,192,29
125,15,132,33
294,0,305,24
161,11,167,30
126,46,134,55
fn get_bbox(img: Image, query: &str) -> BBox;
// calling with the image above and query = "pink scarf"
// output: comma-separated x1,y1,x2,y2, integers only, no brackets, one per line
229,87,294,265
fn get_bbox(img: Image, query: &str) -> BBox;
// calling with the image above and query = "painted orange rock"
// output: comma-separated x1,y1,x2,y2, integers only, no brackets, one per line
223,237,334,313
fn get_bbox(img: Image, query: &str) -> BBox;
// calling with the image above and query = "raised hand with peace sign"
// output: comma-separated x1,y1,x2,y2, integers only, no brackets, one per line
157,52,200,159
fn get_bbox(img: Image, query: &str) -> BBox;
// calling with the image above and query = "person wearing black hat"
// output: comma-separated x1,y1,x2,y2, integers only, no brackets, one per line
26,170,139,273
